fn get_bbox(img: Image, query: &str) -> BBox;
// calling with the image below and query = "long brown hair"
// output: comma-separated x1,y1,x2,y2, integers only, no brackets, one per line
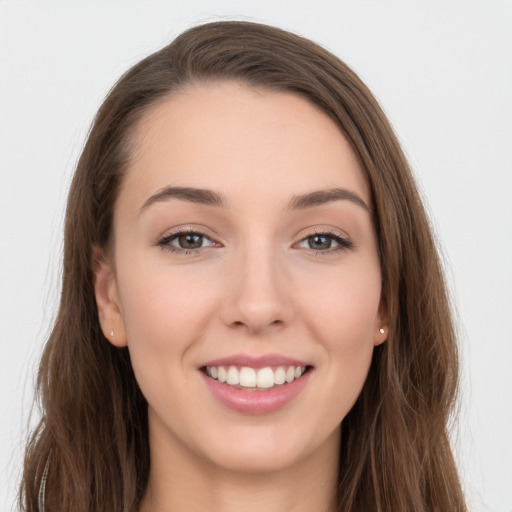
20,21,466,512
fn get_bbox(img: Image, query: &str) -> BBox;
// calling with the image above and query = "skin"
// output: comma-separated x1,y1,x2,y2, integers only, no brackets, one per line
94,82,387,512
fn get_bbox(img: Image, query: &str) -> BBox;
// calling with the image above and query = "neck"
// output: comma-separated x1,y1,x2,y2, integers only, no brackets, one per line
139,417,340,512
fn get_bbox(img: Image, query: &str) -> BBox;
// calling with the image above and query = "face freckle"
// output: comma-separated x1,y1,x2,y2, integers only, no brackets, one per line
98,81,386,475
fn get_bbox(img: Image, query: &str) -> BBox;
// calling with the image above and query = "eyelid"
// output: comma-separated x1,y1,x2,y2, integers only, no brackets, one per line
293,227,353,253
155,225,353,255
156,226,221,253
157,224,219,241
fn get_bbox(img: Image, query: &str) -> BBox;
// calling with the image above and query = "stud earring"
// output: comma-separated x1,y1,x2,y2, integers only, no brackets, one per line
379,328,385,334
110,330,114,337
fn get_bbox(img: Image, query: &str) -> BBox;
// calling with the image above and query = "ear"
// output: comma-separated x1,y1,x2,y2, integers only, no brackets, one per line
92,245,127,347
373,300,389,347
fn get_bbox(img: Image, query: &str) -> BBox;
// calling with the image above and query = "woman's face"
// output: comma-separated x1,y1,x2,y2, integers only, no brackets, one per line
96,82,387,473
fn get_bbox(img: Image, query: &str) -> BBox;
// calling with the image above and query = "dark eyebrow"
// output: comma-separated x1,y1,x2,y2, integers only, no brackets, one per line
140,186,226,212
140,185,369,214
287,188,370,212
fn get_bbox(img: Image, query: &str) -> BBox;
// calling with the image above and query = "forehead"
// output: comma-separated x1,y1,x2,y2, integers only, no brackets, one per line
121,81,369,210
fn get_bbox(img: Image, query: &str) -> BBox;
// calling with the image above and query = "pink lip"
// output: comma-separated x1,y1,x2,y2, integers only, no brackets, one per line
199,353,313,415
200,353,309,370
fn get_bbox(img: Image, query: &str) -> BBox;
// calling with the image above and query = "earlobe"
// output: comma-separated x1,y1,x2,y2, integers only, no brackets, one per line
92,246,127,347
374,301,389,346
374,325,388,346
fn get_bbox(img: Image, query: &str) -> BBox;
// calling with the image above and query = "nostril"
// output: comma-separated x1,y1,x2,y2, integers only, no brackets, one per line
231,319,284,331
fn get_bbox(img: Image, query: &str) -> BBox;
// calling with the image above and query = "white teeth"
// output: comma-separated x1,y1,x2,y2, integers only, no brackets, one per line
256,367,274,389
274,366,286,385
205,364,307,389
217,366,227,383
226,366,240,385
239,367,256,387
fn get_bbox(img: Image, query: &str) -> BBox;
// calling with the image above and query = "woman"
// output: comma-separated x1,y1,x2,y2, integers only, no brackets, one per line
20,21,467,512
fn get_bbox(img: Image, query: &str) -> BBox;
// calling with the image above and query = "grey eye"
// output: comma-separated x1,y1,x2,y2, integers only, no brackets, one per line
158,230,217,253
306,235,334,250
296,232,352,253
175,233,205,249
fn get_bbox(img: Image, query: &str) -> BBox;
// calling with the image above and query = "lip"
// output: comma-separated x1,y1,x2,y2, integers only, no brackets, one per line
199,353,313,415
200,353,310,370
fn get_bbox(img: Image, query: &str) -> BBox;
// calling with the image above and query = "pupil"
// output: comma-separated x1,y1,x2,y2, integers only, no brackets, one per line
179,233,202,249
309,235,331,250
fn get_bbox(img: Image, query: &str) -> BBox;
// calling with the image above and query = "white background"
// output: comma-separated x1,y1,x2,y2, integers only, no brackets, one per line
0,1,511,511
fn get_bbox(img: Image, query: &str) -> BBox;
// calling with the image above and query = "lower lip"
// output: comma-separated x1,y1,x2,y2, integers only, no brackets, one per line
200,370,312,414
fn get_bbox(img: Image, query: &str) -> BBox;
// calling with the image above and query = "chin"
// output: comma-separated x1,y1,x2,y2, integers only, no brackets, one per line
204,445,307,474
193,423,340,475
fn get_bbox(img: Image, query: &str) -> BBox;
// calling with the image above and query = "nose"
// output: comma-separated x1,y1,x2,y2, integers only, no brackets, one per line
220,246,294,335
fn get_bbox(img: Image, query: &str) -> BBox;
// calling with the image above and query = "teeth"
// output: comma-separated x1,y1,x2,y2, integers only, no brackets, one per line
274,367,286,385
205,365,307,390
256,367,274,389
226,366,240,385
218,366,227,383
239,367,256,387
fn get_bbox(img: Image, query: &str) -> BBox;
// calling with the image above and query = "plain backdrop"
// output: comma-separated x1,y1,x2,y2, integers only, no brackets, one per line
1,1,511,511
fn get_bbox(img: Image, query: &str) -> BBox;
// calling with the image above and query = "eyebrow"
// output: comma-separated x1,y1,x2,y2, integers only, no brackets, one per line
139,185,370,213
287,188,370,212
140,186,226,212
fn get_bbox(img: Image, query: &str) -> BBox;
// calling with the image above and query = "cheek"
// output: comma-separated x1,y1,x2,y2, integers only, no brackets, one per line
114,254,220,385
296,263,381,409
117,251,215,333
298,260,382,345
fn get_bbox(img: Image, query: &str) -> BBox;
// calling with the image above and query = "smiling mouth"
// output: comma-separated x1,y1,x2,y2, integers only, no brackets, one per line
201,365,313,391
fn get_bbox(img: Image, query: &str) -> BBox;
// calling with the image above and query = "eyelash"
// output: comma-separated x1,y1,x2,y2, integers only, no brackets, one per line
296,229,353,255
157,228,216,254
156,228,353,256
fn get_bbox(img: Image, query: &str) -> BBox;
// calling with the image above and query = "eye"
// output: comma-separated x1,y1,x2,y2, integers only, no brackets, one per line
157,230,216,252
296,232,352,253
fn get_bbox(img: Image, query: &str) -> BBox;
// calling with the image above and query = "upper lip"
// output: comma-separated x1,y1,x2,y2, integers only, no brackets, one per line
200,353,311,369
